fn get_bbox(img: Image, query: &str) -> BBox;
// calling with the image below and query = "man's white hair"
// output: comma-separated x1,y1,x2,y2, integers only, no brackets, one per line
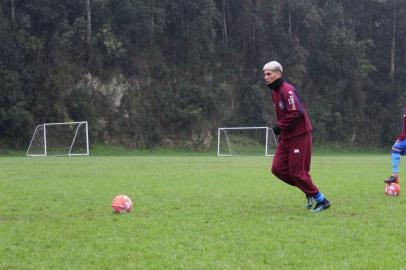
263,61,283,72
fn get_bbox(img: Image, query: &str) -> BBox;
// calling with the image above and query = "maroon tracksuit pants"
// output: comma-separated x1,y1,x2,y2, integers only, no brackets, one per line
271,132,319,195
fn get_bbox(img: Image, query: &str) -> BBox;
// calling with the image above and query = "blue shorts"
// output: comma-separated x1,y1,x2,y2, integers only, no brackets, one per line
392,139,406,155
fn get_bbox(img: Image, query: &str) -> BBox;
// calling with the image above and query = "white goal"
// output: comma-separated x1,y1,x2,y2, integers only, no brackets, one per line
217,127,277,156
26,121,89,157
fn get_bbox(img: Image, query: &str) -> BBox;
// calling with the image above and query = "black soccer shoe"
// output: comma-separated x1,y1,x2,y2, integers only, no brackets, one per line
310,199,331,212
384,175,400,184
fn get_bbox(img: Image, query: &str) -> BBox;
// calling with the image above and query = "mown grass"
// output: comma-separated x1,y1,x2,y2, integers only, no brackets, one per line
0,154,405,269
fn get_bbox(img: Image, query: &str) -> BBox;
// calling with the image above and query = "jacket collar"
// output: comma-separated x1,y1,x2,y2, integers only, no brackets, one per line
268,78,283,91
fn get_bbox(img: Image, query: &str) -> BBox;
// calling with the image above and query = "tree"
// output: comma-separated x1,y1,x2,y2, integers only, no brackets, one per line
85,0,91,60
10,0,15,20
390,0,397,82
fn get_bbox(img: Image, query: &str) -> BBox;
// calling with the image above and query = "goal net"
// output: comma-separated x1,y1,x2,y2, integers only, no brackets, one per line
217,127,277,156
26,121,89,157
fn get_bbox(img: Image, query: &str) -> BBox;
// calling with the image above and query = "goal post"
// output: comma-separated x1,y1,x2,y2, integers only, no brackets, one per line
26,121,89,157
217,127,277,156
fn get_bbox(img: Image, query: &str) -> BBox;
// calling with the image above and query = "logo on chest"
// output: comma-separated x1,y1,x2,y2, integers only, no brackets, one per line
279,100,285,110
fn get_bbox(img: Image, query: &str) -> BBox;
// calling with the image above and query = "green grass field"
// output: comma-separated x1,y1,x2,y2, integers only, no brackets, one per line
0,154,405,269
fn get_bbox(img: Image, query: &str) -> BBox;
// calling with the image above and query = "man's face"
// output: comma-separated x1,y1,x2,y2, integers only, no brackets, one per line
264,69,281,85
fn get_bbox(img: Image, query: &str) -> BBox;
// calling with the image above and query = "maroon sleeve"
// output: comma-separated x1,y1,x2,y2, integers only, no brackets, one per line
397,110,406,141
277,88,304,130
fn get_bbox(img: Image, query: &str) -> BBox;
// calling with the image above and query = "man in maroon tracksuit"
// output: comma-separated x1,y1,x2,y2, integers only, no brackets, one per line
263,61,330,212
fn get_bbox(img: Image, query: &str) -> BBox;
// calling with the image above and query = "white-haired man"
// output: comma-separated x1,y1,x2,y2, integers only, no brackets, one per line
263,61,330,212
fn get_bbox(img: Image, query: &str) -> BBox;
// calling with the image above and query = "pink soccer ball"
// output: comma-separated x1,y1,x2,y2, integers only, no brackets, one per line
112,195,133,213
385,183,400,196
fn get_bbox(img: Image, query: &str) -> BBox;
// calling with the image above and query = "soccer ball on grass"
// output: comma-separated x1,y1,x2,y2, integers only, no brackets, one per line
112,195,133,213
384,183,400,196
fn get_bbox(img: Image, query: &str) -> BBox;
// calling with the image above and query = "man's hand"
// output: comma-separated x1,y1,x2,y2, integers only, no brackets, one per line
272,125,281,135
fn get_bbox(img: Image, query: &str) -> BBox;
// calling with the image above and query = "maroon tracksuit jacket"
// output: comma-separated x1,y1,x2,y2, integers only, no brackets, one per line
270,78,319,195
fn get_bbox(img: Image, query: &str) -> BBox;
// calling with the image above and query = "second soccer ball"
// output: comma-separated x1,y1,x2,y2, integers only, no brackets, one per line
112,195,133,213
384,183,400,196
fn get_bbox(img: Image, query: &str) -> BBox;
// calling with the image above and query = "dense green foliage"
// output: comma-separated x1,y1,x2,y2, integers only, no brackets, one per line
0,155,405,268
1,0,406,149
